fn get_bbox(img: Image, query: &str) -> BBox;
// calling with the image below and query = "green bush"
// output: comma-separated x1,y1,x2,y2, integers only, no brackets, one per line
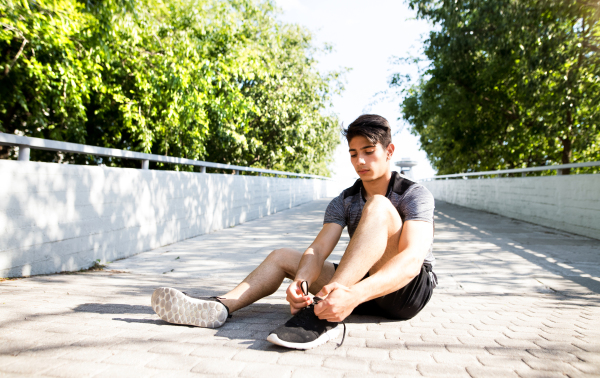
1,0,342,175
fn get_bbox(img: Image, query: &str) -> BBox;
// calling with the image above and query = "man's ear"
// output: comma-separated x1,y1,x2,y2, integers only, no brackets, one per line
386,143,395,160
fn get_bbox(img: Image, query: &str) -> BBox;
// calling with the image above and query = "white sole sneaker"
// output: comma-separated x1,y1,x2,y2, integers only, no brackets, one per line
151,287,228,328
266,325,341,350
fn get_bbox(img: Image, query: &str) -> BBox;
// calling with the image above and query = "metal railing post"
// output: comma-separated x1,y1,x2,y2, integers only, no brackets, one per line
141,160,149,170
201,166,206,173
17,145,30,161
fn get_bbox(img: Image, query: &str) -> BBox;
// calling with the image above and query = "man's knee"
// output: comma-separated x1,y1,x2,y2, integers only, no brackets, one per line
267,248,302,276
364,195,399,220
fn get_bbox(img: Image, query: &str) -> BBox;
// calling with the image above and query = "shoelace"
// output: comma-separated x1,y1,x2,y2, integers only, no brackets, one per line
301,282,346,348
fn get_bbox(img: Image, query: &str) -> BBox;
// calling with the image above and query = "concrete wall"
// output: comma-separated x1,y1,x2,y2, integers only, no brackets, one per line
1,160,342,278
422,174,600,240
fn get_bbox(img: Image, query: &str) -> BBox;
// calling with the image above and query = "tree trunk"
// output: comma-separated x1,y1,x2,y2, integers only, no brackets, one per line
560,134,572,175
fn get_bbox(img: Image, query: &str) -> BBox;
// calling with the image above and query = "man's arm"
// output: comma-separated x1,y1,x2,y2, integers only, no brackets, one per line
286,223,343,314
315,220,433,321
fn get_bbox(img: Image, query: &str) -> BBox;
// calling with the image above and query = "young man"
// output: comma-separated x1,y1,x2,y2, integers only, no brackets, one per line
151,114,436,349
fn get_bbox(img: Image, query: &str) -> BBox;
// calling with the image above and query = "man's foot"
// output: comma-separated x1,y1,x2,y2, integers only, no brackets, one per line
266,282,342,350
151,287,229,328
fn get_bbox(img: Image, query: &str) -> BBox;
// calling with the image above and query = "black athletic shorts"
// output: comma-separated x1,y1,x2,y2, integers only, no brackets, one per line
332,262,436,320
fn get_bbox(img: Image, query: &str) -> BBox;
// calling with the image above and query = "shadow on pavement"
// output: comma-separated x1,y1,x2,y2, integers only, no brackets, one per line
73,303,154,314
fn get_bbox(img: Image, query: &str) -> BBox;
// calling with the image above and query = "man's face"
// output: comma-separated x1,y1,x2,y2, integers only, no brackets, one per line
348,135,394,181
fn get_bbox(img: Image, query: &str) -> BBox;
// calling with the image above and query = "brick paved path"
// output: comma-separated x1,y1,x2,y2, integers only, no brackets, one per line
1,199,599,378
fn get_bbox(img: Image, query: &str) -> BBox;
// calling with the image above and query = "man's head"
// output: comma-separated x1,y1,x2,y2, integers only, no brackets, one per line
343,114,392,148
343,114,395,182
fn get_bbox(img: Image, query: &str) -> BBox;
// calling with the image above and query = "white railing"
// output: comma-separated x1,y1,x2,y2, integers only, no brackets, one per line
0,132,329,179
421,161,600,181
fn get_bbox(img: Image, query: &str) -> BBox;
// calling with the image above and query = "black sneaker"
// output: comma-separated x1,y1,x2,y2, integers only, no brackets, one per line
266,282,344,349
151,287,229,328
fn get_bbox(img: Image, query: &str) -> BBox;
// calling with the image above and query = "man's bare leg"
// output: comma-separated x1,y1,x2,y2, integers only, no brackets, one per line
331,195,402,287
218,248,335,313
217,195,400,313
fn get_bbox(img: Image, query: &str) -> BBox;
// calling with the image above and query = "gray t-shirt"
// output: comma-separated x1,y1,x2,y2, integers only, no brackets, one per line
324,171,435,267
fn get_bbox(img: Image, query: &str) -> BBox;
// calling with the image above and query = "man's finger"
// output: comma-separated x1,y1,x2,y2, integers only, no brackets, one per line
316,282,338,298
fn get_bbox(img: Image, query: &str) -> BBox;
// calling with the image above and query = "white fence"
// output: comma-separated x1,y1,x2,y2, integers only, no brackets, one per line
1,161,341,278
422,174,600,240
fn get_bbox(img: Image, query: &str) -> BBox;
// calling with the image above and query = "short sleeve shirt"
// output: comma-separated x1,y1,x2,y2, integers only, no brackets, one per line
324,171,436,267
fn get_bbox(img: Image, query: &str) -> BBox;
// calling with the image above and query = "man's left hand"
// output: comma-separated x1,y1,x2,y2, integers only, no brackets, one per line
314,282,359,322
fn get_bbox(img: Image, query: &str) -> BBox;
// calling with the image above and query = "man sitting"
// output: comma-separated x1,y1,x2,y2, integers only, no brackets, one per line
151,114,437,350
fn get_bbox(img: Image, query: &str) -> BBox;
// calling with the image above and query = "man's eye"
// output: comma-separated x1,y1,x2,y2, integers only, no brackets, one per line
350,154,357,158
366,150,374,154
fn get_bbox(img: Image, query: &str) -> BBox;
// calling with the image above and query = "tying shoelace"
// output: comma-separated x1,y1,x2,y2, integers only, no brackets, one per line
300,281,346,348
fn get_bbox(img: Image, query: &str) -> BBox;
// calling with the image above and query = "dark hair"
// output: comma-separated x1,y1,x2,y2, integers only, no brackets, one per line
342,114,392,147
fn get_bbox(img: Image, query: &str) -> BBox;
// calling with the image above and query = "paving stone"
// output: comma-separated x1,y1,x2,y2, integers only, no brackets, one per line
522,358,581,375
369,360,418,374
344,372,395,378
337,337,365,347
396,333,426,343
404,341,447,353
466,366,519,378
149,370,215,378
189,345,239,359
477,355,531,370
432,352,480,365
417,363,470,377
323,356,369,371
572,341,600,353
495,338,540,349
390,350,434,363
0,356,18,368
101,350,156,366
147,341,196,355
532,339,581,352
189,358,246,375
365,338,406,349
345,347,389,360
0,357,65,375
233,349,281,363
240,362,294,378
421,334,460,344
96,365,179,378
44,361,110,377
291,367,344,378
300,340,348,356
515,370,567,378
347,330,385,339
145,354,202,370
69,336,121,349
525,349,580,362
569,361,600,375
571,350,600,364
277,352,326,367
58,347,115,362
434,328,468,337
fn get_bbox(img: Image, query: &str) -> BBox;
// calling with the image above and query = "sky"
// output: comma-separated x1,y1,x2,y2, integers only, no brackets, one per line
274,0,437,182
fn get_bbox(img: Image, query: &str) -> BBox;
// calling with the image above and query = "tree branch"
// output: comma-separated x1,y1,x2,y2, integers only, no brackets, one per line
4,38,28,76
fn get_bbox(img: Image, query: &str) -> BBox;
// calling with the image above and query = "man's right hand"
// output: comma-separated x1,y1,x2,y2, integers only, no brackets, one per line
286,280,313,314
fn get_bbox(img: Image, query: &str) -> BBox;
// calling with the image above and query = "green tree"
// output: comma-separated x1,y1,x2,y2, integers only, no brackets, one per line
396,0,600,175
1,0,342,175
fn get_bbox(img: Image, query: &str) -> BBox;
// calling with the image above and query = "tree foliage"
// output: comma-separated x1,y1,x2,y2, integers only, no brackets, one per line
1,0,342,175
396,0,600,175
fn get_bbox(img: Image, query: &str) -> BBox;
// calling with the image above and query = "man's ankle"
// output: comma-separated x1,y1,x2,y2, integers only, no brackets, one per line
216,297,238,313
